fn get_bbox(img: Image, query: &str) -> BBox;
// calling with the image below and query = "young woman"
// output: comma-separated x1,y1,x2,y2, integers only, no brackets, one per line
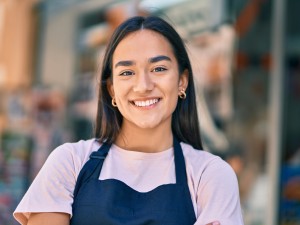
14,16,244,225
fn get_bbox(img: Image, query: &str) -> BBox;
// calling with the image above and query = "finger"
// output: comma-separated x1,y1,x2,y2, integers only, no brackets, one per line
206,222,220,225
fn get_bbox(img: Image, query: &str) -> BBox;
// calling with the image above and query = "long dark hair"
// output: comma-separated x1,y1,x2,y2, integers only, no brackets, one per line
95,16,203,150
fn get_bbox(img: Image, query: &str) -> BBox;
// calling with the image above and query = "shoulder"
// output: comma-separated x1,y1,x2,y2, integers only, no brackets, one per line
46,139,101,175
180,142,238,187
180,142,231,171
50,139,100,158
180,142,219,163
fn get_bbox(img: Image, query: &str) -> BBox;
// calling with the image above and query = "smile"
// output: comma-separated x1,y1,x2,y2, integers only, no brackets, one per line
132,98,160,107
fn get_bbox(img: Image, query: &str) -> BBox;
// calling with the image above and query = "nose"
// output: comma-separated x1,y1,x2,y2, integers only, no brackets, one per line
133,71,154,93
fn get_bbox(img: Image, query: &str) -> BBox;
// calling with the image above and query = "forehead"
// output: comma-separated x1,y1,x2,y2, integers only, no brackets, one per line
113,29,175,61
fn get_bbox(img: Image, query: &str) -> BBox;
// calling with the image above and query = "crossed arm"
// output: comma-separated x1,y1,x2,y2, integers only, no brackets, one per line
27,213,220,225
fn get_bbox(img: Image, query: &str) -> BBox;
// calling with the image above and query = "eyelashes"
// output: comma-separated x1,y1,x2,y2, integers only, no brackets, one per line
118,67,167,76
119,70,134,76
151,67,167,72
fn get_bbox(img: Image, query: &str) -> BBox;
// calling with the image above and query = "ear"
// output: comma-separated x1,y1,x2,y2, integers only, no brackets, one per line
179,69,189,91
106,78,115,97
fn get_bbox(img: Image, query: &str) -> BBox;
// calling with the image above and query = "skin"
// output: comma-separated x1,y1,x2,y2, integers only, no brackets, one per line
26,29,220,225
27,213,69,225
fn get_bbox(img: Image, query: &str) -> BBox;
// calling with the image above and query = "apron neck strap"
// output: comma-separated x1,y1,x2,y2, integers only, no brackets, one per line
91,137,188,185
173,137,188,185
90,141,111,159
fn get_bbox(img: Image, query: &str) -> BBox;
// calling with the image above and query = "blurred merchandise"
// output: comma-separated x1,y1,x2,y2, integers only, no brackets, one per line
279,55,300,224
280,166,300,223
0,132,32,225
29,86,68,178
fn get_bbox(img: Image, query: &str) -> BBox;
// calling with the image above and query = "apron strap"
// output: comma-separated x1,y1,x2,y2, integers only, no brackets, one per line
73,142,111,198
173,137,196,221
173,136,188,186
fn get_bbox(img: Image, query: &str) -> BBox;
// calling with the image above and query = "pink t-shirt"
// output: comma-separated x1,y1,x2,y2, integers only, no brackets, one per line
14,139,244,225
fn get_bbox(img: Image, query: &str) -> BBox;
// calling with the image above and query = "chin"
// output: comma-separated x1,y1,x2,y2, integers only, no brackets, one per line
133,119,162,129
135,123,158,129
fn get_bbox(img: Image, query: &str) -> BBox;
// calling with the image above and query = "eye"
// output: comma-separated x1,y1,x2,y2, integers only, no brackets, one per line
119,70,134,76
152,67,167,73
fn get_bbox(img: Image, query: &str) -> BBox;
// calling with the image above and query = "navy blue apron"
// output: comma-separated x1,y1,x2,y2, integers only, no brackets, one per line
70,137,196,225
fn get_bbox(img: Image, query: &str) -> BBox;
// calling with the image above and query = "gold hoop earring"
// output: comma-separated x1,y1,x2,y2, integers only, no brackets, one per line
179,89,186,99
112,97,117,107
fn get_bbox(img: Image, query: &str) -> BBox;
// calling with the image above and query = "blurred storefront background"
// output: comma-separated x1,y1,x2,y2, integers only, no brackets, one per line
0,0,299,224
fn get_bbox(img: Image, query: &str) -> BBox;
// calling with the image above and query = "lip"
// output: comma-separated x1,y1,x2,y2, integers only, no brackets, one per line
130,97,161,108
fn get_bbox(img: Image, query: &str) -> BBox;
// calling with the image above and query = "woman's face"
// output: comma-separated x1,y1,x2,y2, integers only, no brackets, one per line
108,29,188,131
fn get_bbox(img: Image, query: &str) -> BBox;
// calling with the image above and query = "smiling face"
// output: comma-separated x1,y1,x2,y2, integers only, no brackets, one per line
108,29,188,133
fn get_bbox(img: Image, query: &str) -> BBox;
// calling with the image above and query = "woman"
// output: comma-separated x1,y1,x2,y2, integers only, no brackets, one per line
14,16,244,225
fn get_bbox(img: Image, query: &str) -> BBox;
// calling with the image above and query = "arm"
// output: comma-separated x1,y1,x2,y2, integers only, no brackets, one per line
26,212,220,225
195,157,244,224
28,213,70,225
14,143,78,224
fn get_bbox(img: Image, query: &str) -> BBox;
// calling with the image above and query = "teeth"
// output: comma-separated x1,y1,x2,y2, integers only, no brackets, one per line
134,99,159,107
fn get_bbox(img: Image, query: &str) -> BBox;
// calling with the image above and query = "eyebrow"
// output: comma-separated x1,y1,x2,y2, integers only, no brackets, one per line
114,55,172,68
114,60,135,68
149,55,171,63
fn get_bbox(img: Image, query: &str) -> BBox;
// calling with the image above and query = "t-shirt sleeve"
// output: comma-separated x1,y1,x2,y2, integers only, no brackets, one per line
195,157,244,225
13,143,77,225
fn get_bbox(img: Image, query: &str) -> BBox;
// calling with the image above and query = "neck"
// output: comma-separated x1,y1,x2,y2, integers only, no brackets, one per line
115,123,173,153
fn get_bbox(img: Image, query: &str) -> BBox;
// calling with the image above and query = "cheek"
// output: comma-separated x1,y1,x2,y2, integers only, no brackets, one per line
113,83,129,105
111,79,123,96
167,86,180,106
115,91,126,102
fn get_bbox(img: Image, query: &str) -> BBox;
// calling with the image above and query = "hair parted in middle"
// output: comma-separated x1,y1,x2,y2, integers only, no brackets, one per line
95,16,203,150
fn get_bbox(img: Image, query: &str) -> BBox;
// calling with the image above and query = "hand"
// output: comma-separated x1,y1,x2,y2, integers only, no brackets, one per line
206,222,220,225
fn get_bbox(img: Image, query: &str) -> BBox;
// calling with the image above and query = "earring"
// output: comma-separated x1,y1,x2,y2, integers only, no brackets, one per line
179,89,186,99
112,97,117,107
